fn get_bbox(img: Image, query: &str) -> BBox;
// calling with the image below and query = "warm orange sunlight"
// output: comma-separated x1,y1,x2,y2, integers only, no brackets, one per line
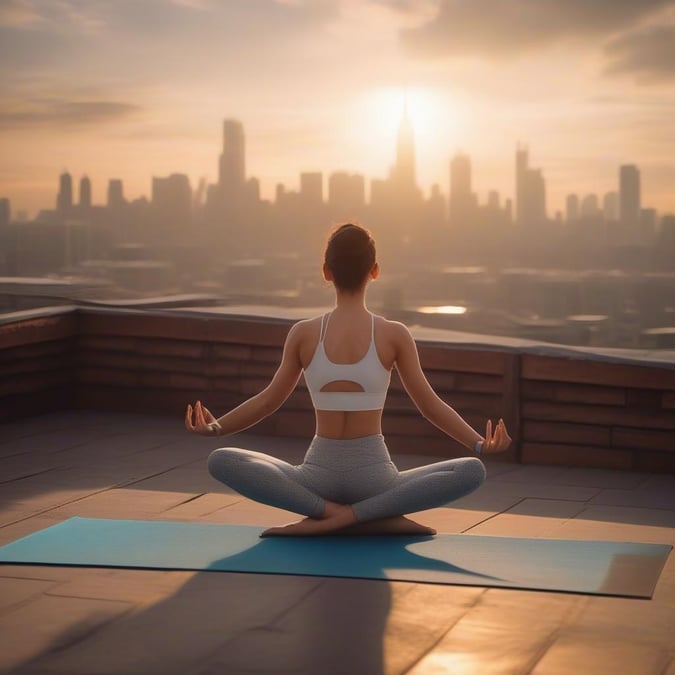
353,86,458,171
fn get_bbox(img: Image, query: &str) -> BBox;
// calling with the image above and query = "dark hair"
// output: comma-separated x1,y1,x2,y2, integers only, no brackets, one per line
324,223,376,292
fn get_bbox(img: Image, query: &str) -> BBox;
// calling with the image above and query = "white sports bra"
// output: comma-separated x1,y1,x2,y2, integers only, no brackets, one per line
304,312,391,411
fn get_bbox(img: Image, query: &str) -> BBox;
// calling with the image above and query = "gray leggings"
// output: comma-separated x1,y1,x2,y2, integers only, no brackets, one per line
207,434,486,523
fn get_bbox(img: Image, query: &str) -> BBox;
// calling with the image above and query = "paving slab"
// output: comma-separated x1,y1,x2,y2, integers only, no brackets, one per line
0,577,58,613
0,594,132,672
531,634,670,675
50,488,199,519
588,484,675,510
555,504,675,544
408,589,584,675
466,498,587,537
20,573,324,675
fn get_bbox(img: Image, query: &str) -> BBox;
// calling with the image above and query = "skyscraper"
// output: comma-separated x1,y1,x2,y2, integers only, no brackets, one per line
219,119,245,197
152,173,192,237
57,171,72,213
390,96,416,191
515,144,547,228
79,175,91,208
566,194,579,223
107,179,125,209
300,172,323,208
603,191,619,221
619,165,640,230
449,153,475,228
0,198,9,227
328,172,365,214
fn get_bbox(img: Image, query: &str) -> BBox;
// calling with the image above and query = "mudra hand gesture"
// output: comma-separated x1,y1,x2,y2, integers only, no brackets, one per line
185,400,222,437
481,418,512,454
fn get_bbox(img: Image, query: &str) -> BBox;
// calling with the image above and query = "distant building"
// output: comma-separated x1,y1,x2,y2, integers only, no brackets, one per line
640,208,657,240
603,191,619,221
328,172,365,215
107,179,125,209
566,194,579,223
581,194,599,219
0,198,9,227
515,144,547,228
79,175,91,209
449,153,475,229
57,171,73,213
300,172,323,209
152,173,192,238
390,96,416,191
219,119,246,199
619,165,640,230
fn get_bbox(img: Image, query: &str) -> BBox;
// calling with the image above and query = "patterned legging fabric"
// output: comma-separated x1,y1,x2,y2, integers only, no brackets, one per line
207,434,486,522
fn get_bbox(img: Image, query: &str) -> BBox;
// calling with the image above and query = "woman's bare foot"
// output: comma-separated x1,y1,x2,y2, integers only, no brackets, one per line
335,516,436,537
260,503,436,537
260,502,356,537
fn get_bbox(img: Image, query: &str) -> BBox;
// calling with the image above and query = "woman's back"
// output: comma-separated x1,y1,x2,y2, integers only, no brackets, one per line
298,309,396,440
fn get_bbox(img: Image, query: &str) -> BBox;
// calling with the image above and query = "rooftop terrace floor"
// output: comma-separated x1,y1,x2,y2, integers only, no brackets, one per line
0,412,674,675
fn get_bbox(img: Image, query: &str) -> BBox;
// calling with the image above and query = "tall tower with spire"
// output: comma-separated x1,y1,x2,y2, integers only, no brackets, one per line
390,93,416,191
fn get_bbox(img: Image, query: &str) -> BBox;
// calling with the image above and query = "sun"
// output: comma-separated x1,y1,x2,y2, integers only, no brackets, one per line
350,86,459,184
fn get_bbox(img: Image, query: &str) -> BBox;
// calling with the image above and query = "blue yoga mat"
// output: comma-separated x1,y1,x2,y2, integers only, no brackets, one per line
0,517,670,598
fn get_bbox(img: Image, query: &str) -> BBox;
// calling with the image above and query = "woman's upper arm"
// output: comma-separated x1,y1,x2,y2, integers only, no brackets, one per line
261,322,304,409
392,323,439,416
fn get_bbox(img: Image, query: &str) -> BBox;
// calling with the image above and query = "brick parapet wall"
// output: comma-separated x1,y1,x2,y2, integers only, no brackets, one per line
1,307,674,472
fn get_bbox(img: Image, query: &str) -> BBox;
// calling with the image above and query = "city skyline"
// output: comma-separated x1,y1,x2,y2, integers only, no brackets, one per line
1,1,675,216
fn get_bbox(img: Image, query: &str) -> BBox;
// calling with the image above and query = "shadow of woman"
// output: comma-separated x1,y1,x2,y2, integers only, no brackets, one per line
3,527,504,675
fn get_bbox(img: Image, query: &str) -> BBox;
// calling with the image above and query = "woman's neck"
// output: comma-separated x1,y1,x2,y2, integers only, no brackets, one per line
334,288,368,312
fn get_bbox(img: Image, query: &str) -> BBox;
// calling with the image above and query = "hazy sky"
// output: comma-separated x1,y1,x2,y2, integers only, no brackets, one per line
1,0,674,217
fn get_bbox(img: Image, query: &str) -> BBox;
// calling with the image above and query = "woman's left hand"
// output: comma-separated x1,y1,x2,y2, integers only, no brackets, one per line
481,418,512,453
185,400,222,437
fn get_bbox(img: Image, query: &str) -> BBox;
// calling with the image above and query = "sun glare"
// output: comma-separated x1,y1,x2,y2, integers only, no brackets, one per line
351,86,458,184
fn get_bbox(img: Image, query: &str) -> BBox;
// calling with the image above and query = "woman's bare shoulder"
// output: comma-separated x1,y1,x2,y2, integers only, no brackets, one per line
374,315,412,340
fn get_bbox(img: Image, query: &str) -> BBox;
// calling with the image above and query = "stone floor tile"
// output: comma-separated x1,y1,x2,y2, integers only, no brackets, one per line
0,594,132,672
159,492,242,518
0,577,57,613
531,634,670,675
197,577,394,675
467,498,586,537
45,568,195,604
589,486,675,510
462,479,600,502
568,596,675,649
383,583,485,674
409,589,584,675
421,505,508,534
122,467,221,494
552,467,653,489
555,505,675,544
50,488,197,519
0,565,114,583
201,500,297,527
490,464,566,484
30,573,323,675
0,514,65,546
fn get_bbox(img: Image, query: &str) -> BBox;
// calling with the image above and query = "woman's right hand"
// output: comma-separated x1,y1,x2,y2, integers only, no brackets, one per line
185,400,222,437
481,419,512,453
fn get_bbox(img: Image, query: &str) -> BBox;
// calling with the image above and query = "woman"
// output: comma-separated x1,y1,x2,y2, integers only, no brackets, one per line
185,223,511,537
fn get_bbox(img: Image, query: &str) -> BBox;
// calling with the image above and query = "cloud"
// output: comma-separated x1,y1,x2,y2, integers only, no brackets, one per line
400,0,675,58
0,0,42,26
0,99,141,130
604,24,675,83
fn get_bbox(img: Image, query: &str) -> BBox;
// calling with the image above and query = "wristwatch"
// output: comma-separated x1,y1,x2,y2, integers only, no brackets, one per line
474,440,484,454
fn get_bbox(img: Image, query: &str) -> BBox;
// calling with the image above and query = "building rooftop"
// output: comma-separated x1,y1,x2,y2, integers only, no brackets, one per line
1,410,674,674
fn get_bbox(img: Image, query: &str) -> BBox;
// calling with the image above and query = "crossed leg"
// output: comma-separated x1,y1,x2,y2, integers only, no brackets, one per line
208,447,486,537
